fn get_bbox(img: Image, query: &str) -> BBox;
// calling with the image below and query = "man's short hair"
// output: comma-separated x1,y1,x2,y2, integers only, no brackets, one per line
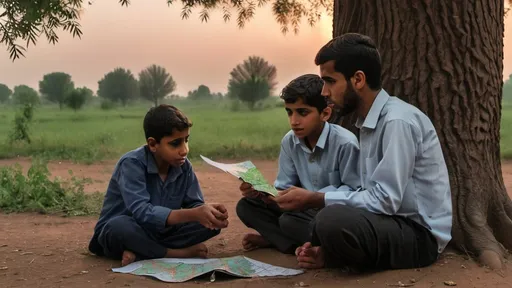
315,33,382,90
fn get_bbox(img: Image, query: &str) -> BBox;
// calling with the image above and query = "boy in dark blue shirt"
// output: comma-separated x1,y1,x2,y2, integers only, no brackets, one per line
88,104,228,266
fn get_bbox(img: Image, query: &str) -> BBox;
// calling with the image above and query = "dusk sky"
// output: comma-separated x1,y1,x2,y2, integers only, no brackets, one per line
1,1,511,96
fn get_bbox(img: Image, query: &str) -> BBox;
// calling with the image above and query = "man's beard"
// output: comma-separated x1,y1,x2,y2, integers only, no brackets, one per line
331,84,361,117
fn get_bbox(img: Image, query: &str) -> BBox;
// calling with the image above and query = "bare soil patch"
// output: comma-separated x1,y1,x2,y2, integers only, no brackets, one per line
0,158,511,288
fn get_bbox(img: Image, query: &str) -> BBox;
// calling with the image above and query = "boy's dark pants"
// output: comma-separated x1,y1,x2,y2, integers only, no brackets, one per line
94,215,219,260
236,197,317,254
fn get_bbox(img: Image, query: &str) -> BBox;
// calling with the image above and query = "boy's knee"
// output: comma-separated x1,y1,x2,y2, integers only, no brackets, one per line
101,215,136,239
235,197,252,221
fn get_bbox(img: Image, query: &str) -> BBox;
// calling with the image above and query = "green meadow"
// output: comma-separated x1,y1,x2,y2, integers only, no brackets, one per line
1,98,512,164
0,98,291,164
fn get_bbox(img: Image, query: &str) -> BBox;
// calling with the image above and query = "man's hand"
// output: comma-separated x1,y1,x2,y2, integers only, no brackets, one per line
275,186,325,211
192,204,229,229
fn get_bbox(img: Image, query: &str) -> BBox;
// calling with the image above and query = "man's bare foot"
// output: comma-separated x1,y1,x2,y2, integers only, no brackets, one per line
121,250,137,266
242,233,271,251
296,242,325,269
165,243,208,258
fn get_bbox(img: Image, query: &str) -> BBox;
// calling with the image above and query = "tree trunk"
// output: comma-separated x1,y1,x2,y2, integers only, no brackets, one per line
333,0,511,269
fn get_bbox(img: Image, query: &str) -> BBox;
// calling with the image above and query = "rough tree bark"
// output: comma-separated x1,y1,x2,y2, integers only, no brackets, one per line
332,0,512,269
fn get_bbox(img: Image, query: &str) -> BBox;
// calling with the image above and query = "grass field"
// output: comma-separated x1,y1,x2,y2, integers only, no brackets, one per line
1,98,512,163
0,98,290,163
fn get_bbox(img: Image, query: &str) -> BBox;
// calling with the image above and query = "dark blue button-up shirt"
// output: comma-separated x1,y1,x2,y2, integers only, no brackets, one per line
91,145,205,239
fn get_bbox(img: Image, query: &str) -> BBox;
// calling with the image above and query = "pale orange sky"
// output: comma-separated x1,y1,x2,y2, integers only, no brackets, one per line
1,1,512,96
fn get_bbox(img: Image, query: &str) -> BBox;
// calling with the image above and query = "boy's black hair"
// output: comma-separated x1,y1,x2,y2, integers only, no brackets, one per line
143,104,192,142
315,33,382,90
280,74,327,113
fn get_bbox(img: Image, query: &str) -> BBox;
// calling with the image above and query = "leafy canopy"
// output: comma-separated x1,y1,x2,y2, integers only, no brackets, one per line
38,72,74,109
228,55,277,109
139,64,176,107
97,67,138,106
0,83,12,103
1,0,332,60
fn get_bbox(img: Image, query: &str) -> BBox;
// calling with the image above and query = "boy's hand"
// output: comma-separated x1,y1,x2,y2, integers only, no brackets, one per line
193,204,229,229
240,182,275,204
240,182,262,198
211,203,229,220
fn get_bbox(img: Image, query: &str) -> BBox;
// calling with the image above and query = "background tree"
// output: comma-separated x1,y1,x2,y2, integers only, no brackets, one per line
3,0,512,269
503,74,512,103
138,64,176,107
0,84,12,104
66,88,89,112
11,85,39,106
188,85,212,100
78,86,94,104
228,56,277,109
212,92,224,99
39,72,75,110
97,68,138,106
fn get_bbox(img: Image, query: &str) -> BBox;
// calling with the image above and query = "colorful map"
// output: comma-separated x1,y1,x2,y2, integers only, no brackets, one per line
111,256,303,283
200,155,278,197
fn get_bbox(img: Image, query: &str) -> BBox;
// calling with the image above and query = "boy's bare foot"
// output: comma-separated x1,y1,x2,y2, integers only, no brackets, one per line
165,243,208,258
242,233,271,251
296,242,325,269
121,250,137,266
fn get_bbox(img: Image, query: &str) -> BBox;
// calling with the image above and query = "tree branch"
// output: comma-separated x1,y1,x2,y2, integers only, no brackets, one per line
0,0,332,60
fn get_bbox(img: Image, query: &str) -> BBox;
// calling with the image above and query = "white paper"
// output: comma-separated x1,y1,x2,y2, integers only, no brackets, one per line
199,155,278,196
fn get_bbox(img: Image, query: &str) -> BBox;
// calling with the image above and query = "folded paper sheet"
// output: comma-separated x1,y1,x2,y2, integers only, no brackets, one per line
112,256,303,283
200,155,278,197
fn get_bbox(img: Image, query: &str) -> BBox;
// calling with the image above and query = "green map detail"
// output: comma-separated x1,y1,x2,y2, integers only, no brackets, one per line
130,256,257,282
199,155,278,197
240,167,278,196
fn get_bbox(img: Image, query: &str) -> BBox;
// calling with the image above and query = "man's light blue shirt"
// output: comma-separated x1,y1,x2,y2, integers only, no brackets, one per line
324,89,453,253
274,122,360,193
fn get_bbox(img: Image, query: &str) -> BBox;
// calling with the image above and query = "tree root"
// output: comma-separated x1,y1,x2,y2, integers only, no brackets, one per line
479,250,503,270
495,203,512,252
457,192,508,270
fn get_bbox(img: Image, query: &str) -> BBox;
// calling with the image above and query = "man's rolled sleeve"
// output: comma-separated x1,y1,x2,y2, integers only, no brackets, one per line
118,158,171,232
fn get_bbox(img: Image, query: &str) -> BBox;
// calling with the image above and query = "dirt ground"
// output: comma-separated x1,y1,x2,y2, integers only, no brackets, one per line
1,158,511,288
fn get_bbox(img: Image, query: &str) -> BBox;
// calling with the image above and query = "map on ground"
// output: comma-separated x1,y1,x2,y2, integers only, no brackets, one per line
111,256,303,283
200,155,278,197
